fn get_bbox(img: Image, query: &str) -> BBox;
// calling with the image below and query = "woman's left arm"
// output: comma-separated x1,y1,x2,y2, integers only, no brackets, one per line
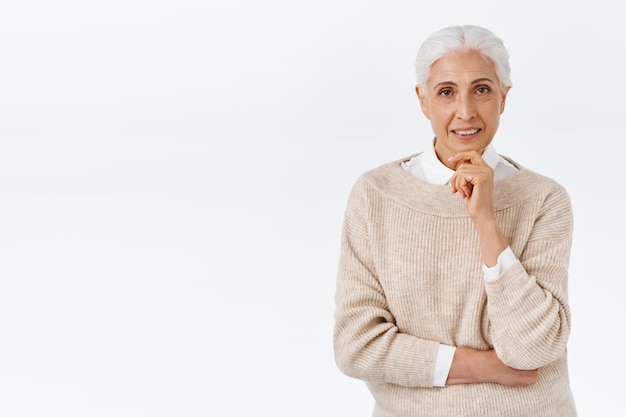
484,186,573,370
449,151,573,370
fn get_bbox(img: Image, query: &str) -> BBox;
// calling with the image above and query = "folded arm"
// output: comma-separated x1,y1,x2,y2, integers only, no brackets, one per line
450,151,573,370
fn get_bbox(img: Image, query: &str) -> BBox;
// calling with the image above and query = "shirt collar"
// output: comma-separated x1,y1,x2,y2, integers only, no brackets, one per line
421,139,500,185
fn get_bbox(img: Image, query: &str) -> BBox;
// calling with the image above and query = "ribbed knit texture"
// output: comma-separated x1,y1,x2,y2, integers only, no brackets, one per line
334,155,577,417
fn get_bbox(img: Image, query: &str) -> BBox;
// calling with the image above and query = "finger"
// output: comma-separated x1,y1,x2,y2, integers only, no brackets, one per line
459,177,472,197
451,183,465,198
447,151,488,168
451,173,472,198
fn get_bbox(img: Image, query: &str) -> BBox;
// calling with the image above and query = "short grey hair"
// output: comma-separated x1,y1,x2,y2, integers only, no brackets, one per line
415,25,512,92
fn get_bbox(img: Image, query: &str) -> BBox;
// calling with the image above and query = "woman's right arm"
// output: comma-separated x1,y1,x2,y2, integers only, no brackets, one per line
333,180,441,388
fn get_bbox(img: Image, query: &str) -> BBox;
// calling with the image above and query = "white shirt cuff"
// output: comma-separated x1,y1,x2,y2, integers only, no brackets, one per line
482,246,519,282
432,344,456,387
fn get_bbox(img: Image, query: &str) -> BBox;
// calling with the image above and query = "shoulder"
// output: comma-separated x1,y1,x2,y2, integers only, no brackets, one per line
348,155,420,198
341,157,415,232
342,155,419,216
523,168,568,196
524,170,571,220
497,155,571,207
497,160,573,237
518,169,573,238
362,155,416,183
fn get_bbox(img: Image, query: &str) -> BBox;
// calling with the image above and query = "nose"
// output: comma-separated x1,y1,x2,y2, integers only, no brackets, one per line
455,94,476,120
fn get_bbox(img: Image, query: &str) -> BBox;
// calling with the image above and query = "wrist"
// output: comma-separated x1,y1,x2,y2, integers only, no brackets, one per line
474,218,508,267
447,347,491,384
470,209,497,225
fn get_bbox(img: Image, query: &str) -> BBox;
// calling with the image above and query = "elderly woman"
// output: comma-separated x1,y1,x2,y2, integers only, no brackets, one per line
333,25,577,417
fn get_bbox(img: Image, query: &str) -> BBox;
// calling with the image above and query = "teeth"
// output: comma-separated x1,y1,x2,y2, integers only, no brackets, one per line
456,129,479,136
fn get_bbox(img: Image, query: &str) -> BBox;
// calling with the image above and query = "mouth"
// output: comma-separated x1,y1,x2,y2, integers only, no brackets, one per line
452,128,481,139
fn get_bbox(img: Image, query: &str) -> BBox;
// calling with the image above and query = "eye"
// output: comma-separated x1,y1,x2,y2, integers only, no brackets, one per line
438,88,453,97
475,86,491,95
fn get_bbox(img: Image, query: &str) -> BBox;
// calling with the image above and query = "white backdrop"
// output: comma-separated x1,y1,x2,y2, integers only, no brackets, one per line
0,1,623,416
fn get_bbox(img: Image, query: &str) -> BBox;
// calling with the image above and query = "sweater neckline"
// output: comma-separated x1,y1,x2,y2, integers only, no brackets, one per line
363,154,545,217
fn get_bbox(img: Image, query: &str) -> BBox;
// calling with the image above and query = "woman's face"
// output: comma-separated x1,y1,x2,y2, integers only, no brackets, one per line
416,50,509,169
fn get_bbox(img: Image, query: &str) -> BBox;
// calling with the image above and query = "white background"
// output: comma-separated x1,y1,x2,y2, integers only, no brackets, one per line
0,1,623,416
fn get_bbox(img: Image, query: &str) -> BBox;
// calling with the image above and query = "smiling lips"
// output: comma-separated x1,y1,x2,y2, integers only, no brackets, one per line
452,128,481,139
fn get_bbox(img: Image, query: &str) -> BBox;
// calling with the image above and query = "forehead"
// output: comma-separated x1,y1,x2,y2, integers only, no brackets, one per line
428,50,499,85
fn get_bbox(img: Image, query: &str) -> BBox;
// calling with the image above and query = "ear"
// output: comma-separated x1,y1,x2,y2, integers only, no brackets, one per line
499,86,510,114
415,85,431,119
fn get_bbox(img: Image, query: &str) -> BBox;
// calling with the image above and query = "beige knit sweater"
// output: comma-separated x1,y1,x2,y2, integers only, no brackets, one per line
334,155,577,417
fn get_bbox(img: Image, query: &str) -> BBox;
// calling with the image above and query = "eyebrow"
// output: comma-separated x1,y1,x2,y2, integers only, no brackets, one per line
433,78,496,89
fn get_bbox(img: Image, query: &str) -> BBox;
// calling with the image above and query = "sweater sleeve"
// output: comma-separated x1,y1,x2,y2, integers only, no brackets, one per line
485,185,573,370
333,179,439,388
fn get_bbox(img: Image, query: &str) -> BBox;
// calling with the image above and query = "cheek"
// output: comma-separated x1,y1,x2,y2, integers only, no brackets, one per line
485,106,501,123
432,109,451,127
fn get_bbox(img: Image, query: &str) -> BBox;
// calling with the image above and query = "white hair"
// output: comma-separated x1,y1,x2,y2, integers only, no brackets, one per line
415,25,512,91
